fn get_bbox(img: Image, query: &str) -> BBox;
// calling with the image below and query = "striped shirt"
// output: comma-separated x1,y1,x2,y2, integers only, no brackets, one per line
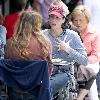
43,29,88,66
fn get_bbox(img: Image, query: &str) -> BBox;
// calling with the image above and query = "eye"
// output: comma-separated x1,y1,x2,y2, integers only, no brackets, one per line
74,19,77,21
56,16,59,19
49,15,54,18
73,19,78,22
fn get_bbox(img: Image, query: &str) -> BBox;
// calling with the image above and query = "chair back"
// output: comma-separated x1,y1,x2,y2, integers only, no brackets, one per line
0,59,52,100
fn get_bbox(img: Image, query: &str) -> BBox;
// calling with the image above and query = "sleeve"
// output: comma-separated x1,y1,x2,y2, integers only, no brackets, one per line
0,26,7,45
88,34,100,63
0,26,7,59
65,31,88,66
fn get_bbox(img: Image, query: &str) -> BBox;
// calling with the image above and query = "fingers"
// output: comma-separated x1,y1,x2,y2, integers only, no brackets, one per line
55,38,61,43
67,39,72,43
58,44,60,51
55,38,71,48
56,38,71,44
63,35,68,42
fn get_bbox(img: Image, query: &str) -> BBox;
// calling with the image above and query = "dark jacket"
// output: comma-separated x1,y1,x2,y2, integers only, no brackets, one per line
0,59,52,100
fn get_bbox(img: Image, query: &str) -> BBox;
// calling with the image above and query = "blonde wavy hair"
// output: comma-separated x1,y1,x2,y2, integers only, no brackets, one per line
11,11,50,59
71,5,91,23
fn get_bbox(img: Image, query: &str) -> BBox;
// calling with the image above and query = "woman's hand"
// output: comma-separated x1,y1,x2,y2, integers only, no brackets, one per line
56,39,71,52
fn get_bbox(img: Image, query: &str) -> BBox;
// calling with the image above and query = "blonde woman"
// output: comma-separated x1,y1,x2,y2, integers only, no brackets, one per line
71,5,100,100
4,11,53,99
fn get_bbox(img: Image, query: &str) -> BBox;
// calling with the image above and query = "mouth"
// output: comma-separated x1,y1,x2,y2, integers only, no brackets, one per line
76,26,81,29
76,25,80,27
52,24,56,26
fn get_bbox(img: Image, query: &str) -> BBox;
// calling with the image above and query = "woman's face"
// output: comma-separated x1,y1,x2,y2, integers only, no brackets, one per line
49,14,64,30
72,13,88,33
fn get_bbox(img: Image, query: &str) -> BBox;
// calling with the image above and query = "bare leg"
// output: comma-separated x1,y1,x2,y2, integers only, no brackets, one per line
77,89,88,100
89,79,99,100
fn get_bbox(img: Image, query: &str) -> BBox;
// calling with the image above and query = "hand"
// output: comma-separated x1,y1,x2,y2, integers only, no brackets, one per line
56,39,71,52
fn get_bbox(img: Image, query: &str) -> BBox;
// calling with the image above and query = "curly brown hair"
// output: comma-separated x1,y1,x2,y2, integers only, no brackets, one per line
11,11,50,59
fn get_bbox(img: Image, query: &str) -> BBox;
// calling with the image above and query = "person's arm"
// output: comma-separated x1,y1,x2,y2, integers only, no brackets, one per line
0,25,7,45
88,34,100,63
57,30,88,66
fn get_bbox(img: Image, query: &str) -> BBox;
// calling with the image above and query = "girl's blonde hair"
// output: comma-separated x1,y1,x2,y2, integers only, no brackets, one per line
11,11,50,59
71,5,91,23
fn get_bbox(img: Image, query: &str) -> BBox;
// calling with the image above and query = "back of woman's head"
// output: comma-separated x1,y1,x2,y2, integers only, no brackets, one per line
12,11,50,58
13,11,42,39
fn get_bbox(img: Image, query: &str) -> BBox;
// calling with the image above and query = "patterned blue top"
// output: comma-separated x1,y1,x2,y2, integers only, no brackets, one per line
0,25,7,59
43,29,88,66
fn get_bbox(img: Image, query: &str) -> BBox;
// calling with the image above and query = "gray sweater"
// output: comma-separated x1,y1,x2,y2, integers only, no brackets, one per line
43,29,88,66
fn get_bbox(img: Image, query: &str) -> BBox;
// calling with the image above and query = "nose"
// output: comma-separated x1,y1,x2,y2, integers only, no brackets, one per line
49,17,56,23
76,20,81,26
50,17,56,21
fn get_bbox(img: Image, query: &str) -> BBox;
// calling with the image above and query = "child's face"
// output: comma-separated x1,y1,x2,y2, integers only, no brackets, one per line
49,14,65,29
72,13,88,33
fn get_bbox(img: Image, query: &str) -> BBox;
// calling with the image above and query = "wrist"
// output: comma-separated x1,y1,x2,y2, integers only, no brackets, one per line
65,47,71,52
